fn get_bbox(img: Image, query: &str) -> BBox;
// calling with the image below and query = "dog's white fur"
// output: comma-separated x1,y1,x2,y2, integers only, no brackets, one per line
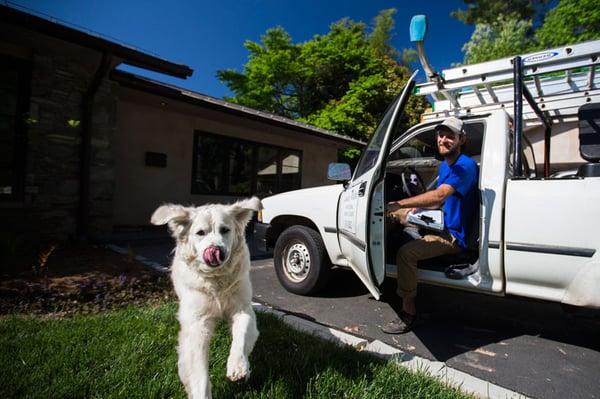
151,197,262,399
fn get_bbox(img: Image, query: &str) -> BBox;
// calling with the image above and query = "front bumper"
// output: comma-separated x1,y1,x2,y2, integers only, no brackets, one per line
253,222,271,252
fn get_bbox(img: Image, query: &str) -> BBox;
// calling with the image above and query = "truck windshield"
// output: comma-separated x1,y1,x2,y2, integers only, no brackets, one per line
353,96,399,178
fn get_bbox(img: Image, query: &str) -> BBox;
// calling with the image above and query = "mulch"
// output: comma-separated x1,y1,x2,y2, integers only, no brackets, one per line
0,243,175,317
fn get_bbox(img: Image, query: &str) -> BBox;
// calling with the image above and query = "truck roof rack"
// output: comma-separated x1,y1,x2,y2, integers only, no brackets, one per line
416,40,600,125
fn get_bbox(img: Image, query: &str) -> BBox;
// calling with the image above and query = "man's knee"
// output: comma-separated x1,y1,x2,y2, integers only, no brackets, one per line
396,240,424,264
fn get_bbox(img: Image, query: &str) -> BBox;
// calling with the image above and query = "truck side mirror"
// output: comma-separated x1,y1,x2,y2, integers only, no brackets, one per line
410,15,427,43
327,163,352,182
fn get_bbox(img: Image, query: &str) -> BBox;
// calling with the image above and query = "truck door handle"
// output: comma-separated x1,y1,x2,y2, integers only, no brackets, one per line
358,182,367,196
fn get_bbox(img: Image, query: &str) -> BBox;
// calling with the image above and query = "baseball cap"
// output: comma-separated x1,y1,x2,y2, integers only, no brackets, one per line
435,117,464,136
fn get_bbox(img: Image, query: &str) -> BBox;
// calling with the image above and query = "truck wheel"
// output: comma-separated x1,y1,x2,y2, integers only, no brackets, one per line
274,225,331,295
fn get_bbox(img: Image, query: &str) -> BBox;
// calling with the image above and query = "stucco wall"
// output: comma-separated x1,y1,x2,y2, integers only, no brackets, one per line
113,87,347,226
524,121,585,174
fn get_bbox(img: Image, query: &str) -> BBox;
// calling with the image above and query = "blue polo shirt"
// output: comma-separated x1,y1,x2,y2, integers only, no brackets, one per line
437,154,479,249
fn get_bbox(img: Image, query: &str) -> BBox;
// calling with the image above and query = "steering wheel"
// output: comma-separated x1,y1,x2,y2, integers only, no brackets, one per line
400,167,425,197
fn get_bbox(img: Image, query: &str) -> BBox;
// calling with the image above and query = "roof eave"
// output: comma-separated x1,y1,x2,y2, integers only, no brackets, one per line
0,4,193,79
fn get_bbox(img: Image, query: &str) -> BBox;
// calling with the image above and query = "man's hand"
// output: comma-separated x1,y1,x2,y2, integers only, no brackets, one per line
386,201,401,214
386,202,416,225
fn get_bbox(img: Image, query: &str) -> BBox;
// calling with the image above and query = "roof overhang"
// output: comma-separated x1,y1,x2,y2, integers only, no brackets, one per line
111,69,365,148
0,4,193,79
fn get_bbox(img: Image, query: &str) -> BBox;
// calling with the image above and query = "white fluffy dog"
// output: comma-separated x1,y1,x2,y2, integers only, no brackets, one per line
151,197,262,399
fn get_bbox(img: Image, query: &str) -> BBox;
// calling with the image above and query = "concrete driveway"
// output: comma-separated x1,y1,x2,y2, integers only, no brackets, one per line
121,235,600,399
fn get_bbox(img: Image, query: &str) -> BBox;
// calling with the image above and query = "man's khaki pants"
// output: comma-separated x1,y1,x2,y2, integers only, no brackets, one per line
392,208,462,299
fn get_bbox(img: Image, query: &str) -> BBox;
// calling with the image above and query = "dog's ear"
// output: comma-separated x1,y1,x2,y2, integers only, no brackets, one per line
151,204,191,238
230,196,263,229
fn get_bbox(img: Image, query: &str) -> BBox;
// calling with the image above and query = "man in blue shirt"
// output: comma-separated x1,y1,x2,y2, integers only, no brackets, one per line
382,116,479,334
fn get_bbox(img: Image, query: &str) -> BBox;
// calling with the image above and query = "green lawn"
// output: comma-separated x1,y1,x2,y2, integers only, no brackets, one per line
0,302,471,398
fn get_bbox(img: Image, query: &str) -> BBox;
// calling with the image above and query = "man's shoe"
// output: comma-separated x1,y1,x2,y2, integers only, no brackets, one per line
380,312,416,334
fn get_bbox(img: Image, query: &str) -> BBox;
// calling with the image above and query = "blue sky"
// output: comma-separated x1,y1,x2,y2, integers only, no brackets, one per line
10,0,475,98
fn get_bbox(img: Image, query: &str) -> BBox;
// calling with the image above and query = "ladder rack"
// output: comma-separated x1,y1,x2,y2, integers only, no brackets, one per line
416,40,600,124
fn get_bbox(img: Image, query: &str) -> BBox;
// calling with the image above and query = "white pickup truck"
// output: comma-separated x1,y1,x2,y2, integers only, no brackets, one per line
254,38,600,309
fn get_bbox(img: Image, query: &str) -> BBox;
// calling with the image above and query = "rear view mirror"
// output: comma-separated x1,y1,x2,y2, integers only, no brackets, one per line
327,163,352,181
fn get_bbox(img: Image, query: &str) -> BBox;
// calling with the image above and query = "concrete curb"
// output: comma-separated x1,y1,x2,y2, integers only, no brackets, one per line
104,244,170,274
253,301,530,399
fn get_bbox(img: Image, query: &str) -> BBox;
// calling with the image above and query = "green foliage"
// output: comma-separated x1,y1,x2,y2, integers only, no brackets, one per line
535,0,600,48
462,15,536,64
368,8,399,59
67,119,81,128
216,26,300,118
338,147,362,167
452,0,549,25
459,0,600,64
217,9,427,142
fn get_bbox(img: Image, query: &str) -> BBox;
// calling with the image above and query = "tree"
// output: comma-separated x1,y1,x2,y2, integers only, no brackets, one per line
457,0,600,64
535,0,600,48
452,0,549,26
462,15,535,64
216,27,301,118
217,9,427,142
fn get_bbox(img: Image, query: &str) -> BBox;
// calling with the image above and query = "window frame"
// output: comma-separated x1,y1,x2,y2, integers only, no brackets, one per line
0,54,31,202
387,120,486,190
191,130,303,196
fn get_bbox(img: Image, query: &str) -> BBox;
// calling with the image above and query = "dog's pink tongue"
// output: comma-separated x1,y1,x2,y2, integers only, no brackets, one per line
203,246,222,267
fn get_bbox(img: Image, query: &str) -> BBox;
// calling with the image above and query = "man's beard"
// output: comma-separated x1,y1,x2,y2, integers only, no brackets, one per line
438,144,460,158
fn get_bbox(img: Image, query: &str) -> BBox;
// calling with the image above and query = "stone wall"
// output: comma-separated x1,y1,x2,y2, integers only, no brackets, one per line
4,50,118,241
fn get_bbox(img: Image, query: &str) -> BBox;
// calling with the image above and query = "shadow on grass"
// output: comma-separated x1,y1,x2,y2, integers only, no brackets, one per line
212,312,377,398
212,312,464,399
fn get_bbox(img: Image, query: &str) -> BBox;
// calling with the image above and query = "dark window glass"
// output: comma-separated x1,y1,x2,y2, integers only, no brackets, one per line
228,141,253,195
192,132,302,196
194,135,226,193
389,129,437,161
354,95,399,178
280,150,301,192
0,56,29,200
463,123,485,158
256,146,279,197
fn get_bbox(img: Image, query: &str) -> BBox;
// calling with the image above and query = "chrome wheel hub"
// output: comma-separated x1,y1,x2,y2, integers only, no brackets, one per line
284,242,311,282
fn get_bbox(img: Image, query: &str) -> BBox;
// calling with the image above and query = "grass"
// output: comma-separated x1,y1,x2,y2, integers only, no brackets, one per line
0,302,471,398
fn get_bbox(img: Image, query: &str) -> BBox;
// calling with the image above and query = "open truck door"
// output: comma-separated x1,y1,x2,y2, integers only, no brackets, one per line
336,71,418,300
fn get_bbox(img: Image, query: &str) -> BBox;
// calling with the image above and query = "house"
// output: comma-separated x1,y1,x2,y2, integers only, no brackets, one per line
0,4,363,241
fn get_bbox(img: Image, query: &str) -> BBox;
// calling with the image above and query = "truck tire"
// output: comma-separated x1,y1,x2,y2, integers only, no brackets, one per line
273,225,331,295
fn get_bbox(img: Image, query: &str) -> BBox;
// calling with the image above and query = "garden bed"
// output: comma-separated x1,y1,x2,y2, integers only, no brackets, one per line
0,243,173,316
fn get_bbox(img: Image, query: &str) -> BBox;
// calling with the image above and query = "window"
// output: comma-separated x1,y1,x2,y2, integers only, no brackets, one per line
354,96,398,179
192,132,302,196
388,127,440,190
388,122,485,190
0,56,30,200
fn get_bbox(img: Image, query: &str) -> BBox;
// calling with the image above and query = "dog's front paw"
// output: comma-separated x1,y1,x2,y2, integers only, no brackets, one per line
226,354,250,382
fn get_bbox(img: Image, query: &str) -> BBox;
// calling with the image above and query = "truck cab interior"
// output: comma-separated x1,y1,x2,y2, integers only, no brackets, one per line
577,103,600,177
384,120,485,279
